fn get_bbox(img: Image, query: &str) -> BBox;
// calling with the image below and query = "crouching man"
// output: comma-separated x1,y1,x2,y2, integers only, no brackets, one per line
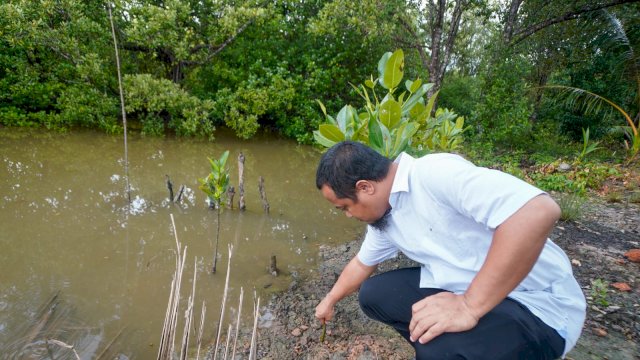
314,141,585,360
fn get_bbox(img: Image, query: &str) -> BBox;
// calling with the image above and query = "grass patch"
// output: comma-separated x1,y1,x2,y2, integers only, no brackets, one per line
557,194,585,221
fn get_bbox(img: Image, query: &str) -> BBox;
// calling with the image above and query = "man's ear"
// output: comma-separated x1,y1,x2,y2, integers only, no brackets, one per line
355,180,375,195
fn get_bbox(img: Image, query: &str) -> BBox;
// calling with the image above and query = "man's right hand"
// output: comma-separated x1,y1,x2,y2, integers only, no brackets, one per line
315,294,336,323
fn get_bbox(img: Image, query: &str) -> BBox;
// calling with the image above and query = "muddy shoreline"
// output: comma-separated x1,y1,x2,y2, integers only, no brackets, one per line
224,196,640,359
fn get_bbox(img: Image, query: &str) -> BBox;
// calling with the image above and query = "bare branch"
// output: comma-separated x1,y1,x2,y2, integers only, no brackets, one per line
512,0,640,45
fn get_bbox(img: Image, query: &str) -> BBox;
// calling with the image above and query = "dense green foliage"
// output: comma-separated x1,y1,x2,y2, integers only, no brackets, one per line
1,0,639,167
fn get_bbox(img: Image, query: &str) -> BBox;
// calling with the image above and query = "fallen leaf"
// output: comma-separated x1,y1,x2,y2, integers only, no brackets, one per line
624,249,640,263
571,259,582,267
611,282,632,292
592,327,608,337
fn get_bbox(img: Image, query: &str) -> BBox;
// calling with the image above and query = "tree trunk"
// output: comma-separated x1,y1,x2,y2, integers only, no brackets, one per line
503,0,523,43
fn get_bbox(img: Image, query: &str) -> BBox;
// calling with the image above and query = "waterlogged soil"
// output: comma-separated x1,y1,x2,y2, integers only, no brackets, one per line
224,195,640,360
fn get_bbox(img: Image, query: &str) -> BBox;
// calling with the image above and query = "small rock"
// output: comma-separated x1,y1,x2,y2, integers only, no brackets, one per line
571,259,582,267
611,282,632,292
300,325,309,331
592,327,608,337
605,305,621,313
558,162,572,172
624,249,640,263
291,328,302,337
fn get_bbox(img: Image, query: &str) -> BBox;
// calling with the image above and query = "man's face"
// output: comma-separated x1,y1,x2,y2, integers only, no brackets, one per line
321,184,388,226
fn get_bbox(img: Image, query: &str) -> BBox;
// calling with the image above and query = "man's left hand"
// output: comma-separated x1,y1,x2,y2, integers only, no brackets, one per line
409,292,480,344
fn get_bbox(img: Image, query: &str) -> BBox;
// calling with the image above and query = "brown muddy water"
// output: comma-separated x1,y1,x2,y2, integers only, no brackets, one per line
0,128,363,358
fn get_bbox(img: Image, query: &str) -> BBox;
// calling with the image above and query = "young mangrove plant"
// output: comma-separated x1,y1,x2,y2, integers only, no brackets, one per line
314,49,467,158
198,150,230,274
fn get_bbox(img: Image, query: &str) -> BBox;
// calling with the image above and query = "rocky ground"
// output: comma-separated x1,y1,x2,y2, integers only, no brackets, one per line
226,194,640,360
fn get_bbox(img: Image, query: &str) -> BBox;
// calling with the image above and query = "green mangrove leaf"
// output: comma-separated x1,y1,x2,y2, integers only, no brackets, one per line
383,49,404,90
314,130,338,148
368,118,383,151
402,83,432,116
377,52,392,87
379,99,401,129
316,99,328,118
319,123,345,142
410,78,423,93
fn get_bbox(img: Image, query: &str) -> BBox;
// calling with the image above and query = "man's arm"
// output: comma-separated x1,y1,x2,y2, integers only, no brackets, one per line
409,194,561,344
315,256,377,322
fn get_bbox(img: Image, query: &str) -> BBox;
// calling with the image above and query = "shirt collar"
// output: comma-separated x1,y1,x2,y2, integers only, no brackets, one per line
389,152,415,207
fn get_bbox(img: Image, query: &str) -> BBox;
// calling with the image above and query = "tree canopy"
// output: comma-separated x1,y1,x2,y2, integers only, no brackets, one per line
1,0,638,160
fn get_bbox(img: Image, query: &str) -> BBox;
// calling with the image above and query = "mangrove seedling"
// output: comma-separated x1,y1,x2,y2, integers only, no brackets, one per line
198,150,230,274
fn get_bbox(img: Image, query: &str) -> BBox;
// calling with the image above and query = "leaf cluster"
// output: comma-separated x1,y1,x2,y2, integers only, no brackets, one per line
314,49,467,158
198,150,230,209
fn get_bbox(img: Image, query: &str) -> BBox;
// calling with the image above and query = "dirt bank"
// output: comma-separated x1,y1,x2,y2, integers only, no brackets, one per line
230,196,640,359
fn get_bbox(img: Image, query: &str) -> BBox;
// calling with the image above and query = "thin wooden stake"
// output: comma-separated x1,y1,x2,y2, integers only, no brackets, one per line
238,153,245,211
249,291,260,360
231,287,243,360
176,185,185,203
226,186,235,209
179,257,198,360
166,175,174,202
158,214,187,360
96,326,125,360
46,339,81,360
108,2,130,203
196,300,207,360
223,323,232,360
214,244,233,360
258,176,269,214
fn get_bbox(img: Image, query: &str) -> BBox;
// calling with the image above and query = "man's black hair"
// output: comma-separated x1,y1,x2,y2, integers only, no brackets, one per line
316,141,392,201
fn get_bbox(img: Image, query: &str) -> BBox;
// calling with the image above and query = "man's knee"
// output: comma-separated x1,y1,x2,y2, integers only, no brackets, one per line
357,277,379,314
413,336,469,360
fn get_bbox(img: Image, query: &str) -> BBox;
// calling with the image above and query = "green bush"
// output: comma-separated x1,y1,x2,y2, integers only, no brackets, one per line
124,74,215,139
55,86,120,133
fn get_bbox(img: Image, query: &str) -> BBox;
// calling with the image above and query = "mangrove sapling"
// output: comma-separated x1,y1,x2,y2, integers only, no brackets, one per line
198,150,231,274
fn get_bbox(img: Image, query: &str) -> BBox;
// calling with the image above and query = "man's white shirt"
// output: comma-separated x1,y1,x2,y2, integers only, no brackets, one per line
357,153,586,356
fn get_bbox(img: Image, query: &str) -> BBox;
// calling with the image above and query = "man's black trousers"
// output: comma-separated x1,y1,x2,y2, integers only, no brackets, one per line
358,267,565,360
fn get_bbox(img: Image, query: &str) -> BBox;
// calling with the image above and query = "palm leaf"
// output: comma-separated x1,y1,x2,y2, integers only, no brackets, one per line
543,85,637,136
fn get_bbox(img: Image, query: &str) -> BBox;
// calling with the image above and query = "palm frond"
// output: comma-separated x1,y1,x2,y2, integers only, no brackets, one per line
543,85,637,136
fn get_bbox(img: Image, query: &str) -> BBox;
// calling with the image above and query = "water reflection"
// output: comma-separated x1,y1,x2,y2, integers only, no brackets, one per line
0,128,363,358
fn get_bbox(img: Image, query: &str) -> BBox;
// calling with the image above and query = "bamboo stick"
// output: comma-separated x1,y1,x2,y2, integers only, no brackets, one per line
249,292,260,360
96,326,125,360
46,339,81,360
223,323,232,360
179,257,198,360
23,291,60,347
238,153,245,211
231,287,244,360
196,300,207,360
107,2,130,203
158,214,187,360
214,244,233,360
